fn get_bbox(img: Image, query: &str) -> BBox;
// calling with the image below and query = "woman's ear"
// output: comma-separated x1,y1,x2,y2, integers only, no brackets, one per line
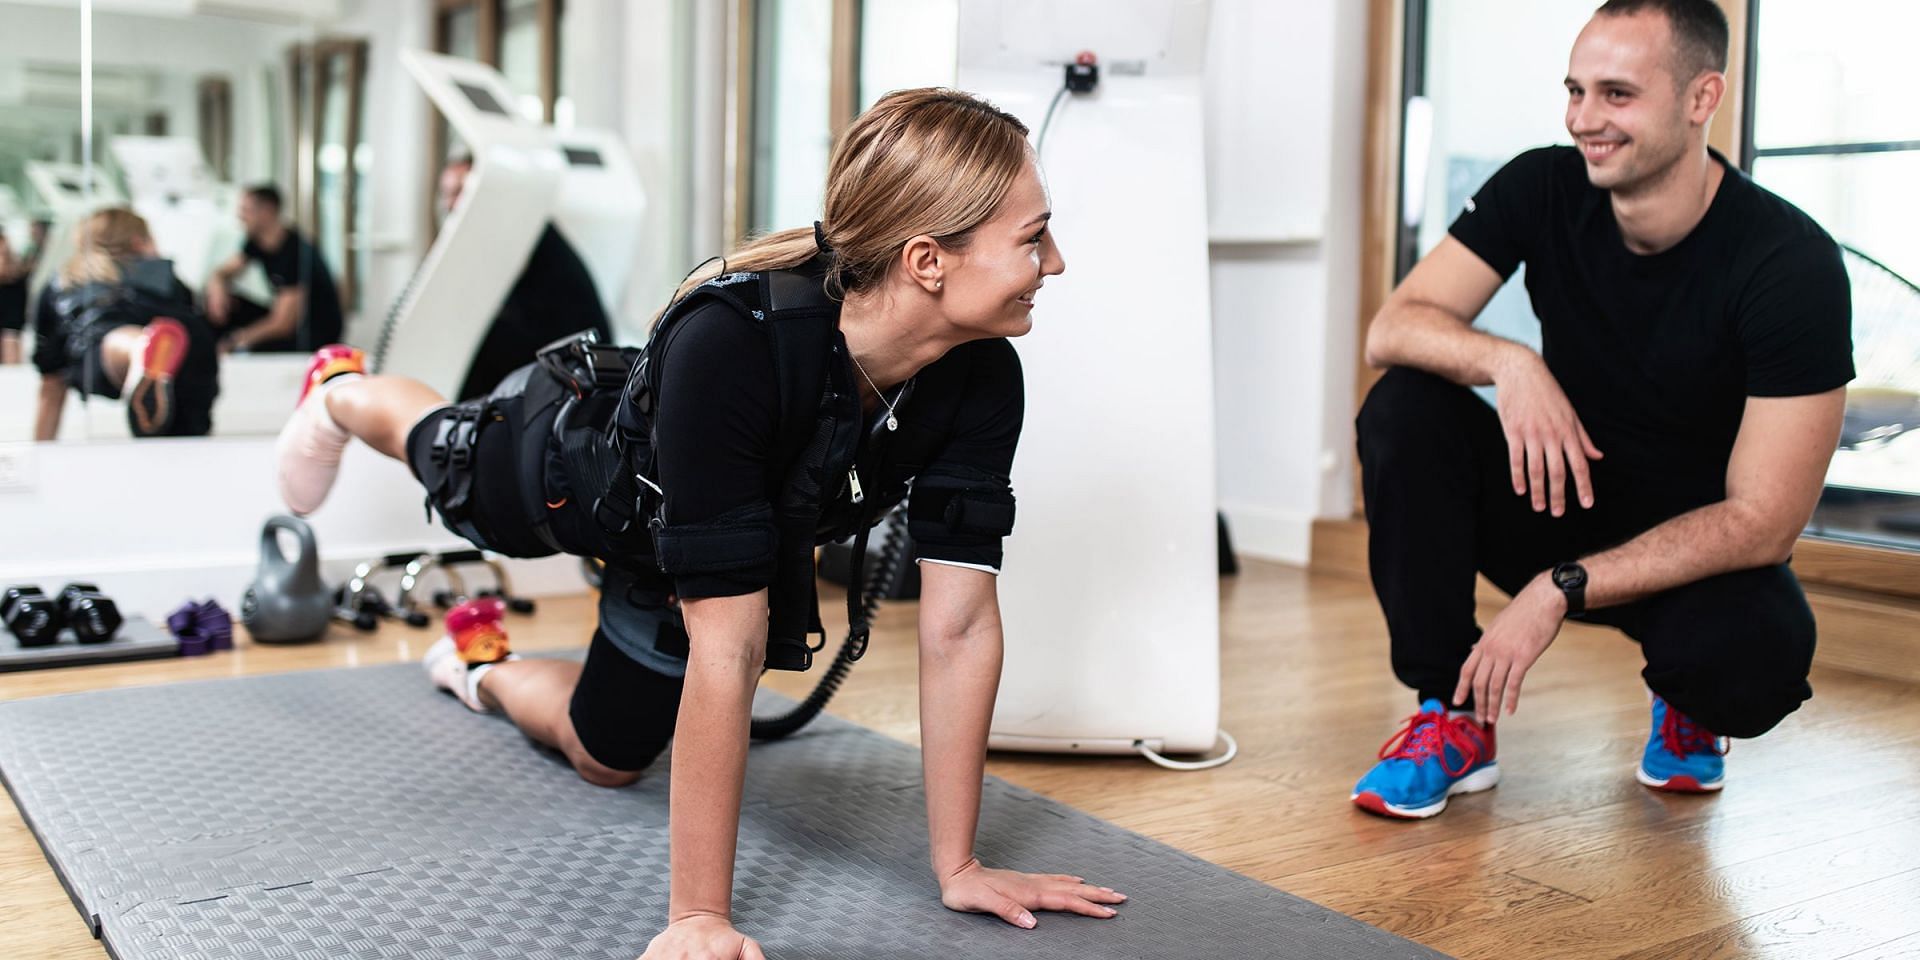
899,235,945,294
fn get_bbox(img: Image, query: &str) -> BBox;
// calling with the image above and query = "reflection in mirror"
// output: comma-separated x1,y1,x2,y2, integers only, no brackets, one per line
0,2,369,444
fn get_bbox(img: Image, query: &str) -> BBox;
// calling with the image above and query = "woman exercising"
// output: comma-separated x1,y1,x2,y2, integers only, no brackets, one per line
274,88,1123,959
32,208,219,439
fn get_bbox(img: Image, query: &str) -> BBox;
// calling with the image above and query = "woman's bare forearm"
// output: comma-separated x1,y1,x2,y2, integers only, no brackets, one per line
668,592,770,923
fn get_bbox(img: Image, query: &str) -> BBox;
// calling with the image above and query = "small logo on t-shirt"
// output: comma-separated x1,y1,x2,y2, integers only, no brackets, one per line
1464,198,1477,213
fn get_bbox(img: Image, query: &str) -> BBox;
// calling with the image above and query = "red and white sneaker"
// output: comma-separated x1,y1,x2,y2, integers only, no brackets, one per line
125,317,190,437
275,345,365,515
424,598,518,712
299,344,367,405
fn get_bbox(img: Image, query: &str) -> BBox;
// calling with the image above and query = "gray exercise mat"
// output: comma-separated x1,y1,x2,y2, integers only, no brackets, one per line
0,661,1446,960
0,615,177,672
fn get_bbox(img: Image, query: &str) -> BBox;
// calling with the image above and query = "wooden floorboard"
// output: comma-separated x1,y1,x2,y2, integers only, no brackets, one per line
2,559,1916,959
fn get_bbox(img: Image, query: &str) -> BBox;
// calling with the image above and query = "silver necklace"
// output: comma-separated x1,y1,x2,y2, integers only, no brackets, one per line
850,353,901,432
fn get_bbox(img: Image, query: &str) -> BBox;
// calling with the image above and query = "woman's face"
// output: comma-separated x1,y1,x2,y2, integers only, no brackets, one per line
938,156,1065,339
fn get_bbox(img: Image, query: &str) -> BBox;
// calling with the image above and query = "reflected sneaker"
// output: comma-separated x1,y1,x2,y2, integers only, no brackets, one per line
1352,699,1500,819
275,345,365,515
124,317,189,436
1636,695,1727,793
424,599,518,713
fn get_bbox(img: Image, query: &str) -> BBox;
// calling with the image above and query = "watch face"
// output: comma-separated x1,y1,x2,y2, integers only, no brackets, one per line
1554,564,1588,590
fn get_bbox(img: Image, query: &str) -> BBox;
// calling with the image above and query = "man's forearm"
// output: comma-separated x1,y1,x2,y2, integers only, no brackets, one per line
234,300,300,348
920,618,1003,879
1580,500,1796,609
1368,300,1532,387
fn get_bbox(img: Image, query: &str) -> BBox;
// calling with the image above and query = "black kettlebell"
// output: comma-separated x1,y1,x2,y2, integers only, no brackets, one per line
240,515,333,643
3,585,64,648
57,583,122,644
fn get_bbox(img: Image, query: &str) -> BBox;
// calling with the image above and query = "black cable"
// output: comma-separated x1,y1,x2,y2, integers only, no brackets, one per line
750,503,911,740
1035,85,1071,155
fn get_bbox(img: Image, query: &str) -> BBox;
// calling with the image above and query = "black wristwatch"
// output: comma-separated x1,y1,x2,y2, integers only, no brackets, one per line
1551,561,1588,616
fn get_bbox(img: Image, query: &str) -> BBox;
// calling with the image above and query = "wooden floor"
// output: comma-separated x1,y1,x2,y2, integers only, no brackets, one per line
4,560,1918,959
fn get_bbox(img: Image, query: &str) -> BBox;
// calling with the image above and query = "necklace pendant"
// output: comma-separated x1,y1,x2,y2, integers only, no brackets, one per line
885,413,899,432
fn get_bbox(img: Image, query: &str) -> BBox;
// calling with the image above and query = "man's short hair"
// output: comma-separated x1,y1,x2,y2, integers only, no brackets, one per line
1596,0,1731,80
243,184,284,212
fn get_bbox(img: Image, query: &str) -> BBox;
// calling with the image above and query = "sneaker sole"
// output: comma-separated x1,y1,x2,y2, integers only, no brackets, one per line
1352,763,1501,820
1636,765,1723,793
129,319,189,436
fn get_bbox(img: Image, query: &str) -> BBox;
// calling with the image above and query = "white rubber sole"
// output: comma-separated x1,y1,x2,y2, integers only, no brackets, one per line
1634,764,1724,792
1352,762,1501,819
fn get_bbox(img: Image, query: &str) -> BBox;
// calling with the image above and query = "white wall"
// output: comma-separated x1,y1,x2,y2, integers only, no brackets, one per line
0,438,581,622
1205,0,1368,563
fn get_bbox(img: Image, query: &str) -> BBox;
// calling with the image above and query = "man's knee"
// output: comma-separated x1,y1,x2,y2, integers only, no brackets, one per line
1357,367,1475,462
1641,565,1815,738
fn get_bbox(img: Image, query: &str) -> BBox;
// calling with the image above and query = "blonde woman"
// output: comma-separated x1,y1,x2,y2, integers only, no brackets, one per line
274,88,1121,958
32,208,218,438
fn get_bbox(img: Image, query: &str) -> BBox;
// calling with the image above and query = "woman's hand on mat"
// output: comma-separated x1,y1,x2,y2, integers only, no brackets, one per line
1491,349,1603,517
639,914,765,960
938,857,1128,928
1453,574,1567,725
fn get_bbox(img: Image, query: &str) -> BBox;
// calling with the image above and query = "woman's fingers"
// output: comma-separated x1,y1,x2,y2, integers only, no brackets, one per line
990,894,1037,929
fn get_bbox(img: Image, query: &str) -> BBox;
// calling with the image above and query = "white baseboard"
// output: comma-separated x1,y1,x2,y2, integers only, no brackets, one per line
1218,503,1314,566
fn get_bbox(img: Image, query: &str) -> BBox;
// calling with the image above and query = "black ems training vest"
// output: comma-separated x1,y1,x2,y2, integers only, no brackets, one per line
545,261,1016,672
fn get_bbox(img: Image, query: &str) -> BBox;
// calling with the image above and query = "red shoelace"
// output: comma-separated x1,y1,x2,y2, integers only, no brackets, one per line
1377,708,1484,777
1660,705,1728,759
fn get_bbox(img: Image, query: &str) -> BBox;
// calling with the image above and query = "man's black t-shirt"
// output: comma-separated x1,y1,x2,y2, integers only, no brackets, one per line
242,228,344,352
1448,146,1853,512
457,224,613,401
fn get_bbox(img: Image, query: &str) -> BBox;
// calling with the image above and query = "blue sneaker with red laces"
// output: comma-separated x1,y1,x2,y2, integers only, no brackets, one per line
1351,698,1499,819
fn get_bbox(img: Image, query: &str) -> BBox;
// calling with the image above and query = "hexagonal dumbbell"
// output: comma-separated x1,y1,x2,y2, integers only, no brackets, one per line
3,585,64,648
57,583,122,645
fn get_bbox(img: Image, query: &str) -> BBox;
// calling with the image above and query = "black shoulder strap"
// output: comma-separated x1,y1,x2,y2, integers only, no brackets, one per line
757,267,844,670
604,261,855,672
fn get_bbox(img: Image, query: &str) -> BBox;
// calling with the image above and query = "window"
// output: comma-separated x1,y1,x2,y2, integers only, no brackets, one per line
1747,0,1920,553
1393,1,1598,385
731,0,857,241
289,38,368,314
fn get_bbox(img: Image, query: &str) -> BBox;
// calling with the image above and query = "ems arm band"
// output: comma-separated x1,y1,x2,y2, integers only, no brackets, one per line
650,502,778,576
908,485,1017,540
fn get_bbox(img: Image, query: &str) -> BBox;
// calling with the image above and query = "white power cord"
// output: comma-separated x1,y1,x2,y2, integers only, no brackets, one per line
1134,729,1239,771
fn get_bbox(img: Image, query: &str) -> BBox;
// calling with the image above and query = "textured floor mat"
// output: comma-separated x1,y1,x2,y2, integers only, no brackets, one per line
0,661,1446,959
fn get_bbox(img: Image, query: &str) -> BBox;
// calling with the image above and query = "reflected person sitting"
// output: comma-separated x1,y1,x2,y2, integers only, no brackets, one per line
31,208,219,439
205,184,345,354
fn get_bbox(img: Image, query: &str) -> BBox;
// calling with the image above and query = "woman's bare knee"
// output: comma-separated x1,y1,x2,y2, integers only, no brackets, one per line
573,755,643,788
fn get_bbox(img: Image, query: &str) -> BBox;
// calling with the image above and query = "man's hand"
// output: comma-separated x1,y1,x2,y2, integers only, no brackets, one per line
1453,574,1568,725
638,915,764,960
1491,350,1603,516
938,858,1127,929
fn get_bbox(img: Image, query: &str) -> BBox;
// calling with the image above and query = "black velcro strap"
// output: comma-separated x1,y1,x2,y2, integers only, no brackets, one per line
650,503,778,576
428,407,487,514
909,486,1016,538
